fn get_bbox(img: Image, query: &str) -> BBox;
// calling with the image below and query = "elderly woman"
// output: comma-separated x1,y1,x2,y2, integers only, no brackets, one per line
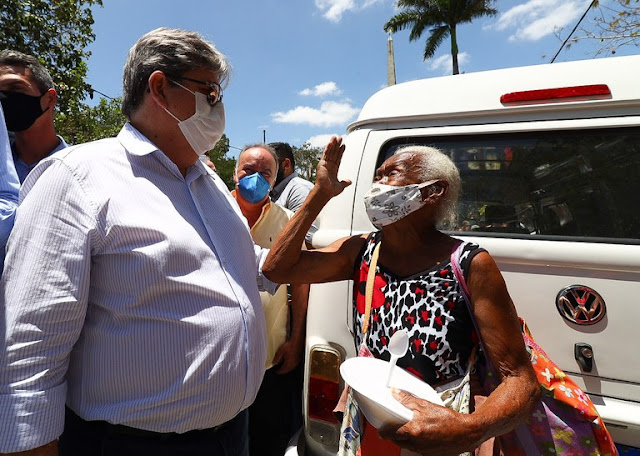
263,137,540,456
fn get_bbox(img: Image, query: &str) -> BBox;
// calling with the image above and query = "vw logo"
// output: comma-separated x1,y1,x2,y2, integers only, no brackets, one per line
556,285,606,325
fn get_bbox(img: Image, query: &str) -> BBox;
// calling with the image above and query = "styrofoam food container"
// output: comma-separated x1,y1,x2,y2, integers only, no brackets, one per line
340,356,445,429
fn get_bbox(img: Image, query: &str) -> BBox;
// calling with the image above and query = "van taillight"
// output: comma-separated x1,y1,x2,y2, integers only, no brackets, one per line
308,346,341,423
500,84,611,105
309,377,339,422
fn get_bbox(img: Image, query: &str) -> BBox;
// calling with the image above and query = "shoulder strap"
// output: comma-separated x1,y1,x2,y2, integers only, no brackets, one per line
451,242,471,300
451,242,485,349
362,242,381,338
452,243,502,376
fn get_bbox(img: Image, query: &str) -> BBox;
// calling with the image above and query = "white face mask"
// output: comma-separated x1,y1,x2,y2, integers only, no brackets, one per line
363,180,439,228
163,83,225,157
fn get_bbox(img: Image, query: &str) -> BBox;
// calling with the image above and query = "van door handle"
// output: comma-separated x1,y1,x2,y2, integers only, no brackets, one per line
574,343,593,372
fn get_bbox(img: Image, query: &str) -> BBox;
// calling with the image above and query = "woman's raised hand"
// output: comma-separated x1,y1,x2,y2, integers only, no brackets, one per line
315,136,351,199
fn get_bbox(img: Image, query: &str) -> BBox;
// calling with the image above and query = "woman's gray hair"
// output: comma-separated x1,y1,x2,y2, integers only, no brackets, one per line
122,27,231,118
395,145,461,224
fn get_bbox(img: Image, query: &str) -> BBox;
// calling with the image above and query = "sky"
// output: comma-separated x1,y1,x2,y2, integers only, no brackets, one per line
84,0,637,156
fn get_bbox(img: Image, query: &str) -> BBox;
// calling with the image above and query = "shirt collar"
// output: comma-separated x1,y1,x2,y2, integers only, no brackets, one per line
10,135,68,162
117,122,160,157
53,135,69,153
252,199,272,230
231,189,272,208
117,122,210,180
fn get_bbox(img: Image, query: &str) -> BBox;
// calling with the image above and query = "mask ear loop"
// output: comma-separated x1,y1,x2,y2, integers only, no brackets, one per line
171,80,196,96
162,106,181,123
157,77,197,122
40,89,56,115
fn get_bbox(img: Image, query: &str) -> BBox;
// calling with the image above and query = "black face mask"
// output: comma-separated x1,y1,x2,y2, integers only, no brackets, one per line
0,90,48,132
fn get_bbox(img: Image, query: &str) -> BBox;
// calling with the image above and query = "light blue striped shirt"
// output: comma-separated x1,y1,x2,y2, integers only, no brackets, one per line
13,135,69,184
0,105,20,275
0,123,275,452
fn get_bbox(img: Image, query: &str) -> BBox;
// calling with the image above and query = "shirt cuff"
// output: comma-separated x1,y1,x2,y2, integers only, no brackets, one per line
0,383,66,452
254,245,280,295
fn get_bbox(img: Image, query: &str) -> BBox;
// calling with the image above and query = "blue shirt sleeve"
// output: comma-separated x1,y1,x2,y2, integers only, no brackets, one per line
0,106,20,271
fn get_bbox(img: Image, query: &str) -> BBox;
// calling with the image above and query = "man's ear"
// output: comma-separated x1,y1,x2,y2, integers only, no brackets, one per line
147,70,172,110
43,88,57,111
283,157,292,172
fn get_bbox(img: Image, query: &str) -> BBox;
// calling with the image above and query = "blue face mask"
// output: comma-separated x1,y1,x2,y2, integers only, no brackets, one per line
237,172,271,204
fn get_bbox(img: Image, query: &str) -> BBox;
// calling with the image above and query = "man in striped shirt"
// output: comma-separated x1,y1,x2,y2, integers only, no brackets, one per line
0,28,276,456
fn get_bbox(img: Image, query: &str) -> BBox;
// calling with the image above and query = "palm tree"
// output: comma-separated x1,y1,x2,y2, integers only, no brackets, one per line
384,0,498,75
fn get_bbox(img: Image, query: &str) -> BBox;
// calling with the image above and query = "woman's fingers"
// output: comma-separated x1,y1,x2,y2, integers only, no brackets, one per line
323,136,343,164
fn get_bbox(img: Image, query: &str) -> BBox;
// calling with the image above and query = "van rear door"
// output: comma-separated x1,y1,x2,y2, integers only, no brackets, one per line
349,123,640,445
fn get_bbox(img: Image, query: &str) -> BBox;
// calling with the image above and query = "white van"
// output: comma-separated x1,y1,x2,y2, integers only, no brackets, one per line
291,54,640,455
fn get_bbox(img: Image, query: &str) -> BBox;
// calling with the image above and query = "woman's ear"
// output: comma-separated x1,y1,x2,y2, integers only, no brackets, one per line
421,181,448,202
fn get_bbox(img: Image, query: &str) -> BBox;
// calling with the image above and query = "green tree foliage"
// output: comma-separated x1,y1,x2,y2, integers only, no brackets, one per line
567,0,640,56
0,0,103,115
206,134,236,190
55,97,126,145
292,143,322,182
383,0,497,75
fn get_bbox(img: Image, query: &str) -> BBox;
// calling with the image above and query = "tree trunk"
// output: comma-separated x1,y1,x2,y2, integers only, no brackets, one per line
450,24,460,75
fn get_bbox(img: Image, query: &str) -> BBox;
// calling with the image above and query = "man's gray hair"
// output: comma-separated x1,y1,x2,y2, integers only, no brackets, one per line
236,143,279,175
0,50,54,93
395,145,461,224
122,27,231,118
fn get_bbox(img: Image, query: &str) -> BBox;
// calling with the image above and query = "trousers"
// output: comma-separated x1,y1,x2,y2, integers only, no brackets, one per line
59,407,249,456
248,364,303,456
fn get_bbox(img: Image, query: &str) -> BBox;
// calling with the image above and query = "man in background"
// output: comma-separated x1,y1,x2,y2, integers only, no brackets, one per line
269,141,318,246
232,143,309,456
0,51,68,274
0,50,68,183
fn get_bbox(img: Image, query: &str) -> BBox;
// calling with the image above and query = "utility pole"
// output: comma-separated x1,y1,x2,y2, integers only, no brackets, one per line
263,129,266,143
387,34,397,86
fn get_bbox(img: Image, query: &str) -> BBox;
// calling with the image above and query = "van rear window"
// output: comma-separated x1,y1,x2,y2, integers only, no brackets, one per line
380,127,640,243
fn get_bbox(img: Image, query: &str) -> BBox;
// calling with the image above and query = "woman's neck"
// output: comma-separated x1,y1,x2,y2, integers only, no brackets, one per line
380,221,445,251
376,222,457,277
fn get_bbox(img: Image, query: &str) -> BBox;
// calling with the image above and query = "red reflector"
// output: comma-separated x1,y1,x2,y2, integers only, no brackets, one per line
308,376,339,423
500,84,611,105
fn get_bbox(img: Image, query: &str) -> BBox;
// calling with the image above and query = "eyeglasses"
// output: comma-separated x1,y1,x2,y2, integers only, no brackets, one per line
170,75,223,107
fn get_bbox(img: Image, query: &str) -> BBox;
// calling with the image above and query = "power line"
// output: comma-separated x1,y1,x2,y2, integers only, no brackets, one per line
91,88,114,100
86,84,115,100
551,0,598,63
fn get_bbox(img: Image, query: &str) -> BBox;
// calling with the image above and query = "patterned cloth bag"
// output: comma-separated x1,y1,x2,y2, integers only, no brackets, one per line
338,243,380,456
451,242,618,456
338,343,373,456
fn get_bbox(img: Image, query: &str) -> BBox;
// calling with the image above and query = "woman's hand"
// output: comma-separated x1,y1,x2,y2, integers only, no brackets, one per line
314,136,351,200
262,136,362,285
378,389,480,456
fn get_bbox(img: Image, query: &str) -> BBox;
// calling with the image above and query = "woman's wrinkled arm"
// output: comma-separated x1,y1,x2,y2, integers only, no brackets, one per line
462,251,540,443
